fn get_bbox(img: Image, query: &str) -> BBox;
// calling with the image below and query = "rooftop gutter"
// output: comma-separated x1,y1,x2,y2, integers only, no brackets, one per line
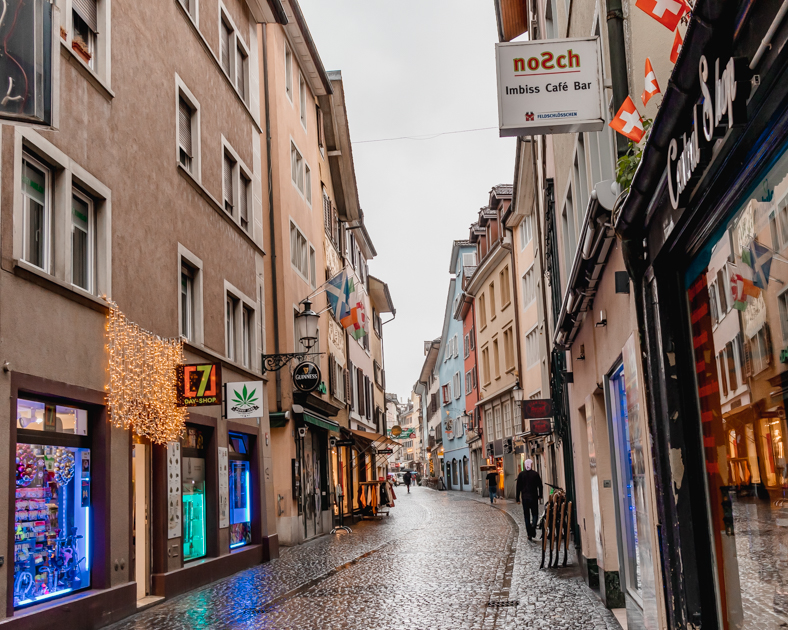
286,0,333,95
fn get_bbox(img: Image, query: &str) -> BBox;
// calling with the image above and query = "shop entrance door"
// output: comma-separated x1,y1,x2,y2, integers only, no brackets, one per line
132,443,150,601
302,431,322,539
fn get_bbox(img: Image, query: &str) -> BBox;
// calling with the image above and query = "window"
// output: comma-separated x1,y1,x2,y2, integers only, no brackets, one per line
717,268,728,313
22,155,50,271
178,94,196,174
482,347,490,385
526,327,539,368
71,190,95,292
15,399,91,609
226,295,238,361
285,44,293,100
72,0,97,70
453,334,459,358
220,18,232,75
317,105,325,153
242,307,252,368
489,282,496,319
503,327,515,371
718,352,728,397
181,264,195,341
223,152,235,215
464,334,470,358
299,73,307,129
494,405,502,440
329,355,345,403
236,43,247,101
239,173,250,232
493,339,501,379
500,267,511,307
470,328,475,350
545,0,557,38
309,246,316,289
519,215,533,250
453,372,461,399
290,222,311,281
503,401,512,437
725,341,738,392
442,384,451,405
178,0,197,20
291,142,309,200
562,190,577,271
463,252,477,267
574,135,589,223
472,367,477,390
522,265,536,306
465,370,472,395
305,164,312,205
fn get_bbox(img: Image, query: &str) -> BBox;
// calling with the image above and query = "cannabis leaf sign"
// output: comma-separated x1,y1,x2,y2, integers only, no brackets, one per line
232,385,258,408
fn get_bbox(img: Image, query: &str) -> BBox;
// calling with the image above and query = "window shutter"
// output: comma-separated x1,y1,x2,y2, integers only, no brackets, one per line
223,155,234,206
240,177,249,224
765,323,773,366
178,98,192,156
744,339,753,377
221,21,231,74
328,356,335,396
73,0,98,32
236,47,246,96
344,369,350,407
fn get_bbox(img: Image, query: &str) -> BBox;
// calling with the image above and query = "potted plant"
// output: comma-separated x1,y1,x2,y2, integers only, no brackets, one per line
60,26,67,40
71,34,91,64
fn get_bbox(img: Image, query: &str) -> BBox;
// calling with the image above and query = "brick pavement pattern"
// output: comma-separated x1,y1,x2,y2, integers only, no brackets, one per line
108,487,622,630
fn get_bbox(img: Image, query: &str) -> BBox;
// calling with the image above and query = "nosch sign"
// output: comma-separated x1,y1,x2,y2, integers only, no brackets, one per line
495,37,605,136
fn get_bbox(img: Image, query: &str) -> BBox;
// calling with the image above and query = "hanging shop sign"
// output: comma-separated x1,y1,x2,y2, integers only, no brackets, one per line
668,55,751,210
388,427,414,439
293,361,321,393
176,363,222,407
390,425,403,437
527,418,553,436
376,448,394,455
495,37,605,136
224,381,263,419
521,398,554,419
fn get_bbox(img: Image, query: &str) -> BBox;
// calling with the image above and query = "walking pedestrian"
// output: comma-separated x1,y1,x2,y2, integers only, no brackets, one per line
404,470,412,494
486,469,499,504
515,459,543,540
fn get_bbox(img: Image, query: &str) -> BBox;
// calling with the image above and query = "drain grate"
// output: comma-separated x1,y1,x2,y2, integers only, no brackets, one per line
487,600,519,608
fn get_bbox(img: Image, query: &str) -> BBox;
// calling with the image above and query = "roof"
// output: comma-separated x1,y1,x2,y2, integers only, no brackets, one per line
491,184,513,197
317,71,361,222
368,276,396,315
415,339,441,391
281,0,333,96
247,0,287,23
449,239,475,274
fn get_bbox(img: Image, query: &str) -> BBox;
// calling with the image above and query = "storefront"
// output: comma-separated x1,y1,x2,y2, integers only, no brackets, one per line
616,1,788,625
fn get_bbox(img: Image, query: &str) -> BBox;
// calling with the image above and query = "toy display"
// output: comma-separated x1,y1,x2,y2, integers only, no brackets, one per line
229,460,251,549
182,456,206,562
13,444,90,608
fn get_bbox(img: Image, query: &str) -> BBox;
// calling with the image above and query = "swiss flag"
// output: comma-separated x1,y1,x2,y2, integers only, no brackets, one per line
670,29,683,63
642,58,661,106
636,0,688,31
609,96,645,143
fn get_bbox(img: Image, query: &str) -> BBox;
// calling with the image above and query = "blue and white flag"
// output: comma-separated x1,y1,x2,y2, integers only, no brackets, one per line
325,268,353,320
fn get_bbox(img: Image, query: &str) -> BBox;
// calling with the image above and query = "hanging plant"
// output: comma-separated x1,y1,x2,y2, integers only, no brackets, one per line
615,117,653,192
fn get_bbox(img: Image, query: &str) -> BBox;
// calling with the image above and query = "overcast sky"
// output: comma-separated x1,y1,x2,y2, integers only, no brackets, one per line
299,0,516,401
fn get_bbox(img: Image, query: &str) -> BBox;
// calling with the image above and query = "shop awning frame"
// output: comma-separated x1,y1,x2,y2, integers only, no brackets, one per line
303,411,340,433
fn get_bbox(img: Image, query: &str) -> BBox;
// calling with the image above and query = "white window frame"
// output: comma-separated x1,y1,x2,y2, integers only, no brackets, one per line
519,214,533,250
179,244,204,344
21,152,52,273
462,252,477,267
58,0,112,87
454,372,461,399
290,139,310,202
285,43,293,102
218,3,250,104
177,0,199,24
15,129,112,300
526,324,539,369
70,187,95,293
522,264,536,308
221,137,253,233
299,72,308,130
175,75,201,182
289,219,311,284
503,400,512,438
225,281,256,368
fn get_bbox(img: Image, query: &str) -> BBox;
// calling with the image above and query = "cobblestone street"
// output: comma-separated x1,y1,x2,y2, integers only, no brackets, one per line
108,488,621,630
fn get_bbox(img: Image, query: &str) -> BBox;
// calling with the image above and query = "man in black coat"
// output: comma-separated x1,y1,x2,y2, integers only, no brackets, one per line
515,459,543,540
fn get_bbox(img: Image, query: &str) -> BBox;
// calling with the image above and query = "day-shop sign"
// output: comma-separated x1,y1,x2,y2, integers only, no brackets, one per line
225,381,263,419
176,363,222,407
495,37,605,136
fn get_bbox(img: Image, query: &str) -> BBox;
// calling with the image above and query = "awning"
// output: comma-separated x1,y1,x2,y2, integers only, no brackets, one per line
350,429,399,450
303,411,340,433
269,412,288,428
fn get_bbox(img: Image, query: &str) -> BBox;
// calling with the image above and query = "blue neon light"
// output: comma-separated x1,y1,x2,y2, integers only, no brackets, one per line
85,506,90,575
230,541,245,549
245,469,251,524
18,588,74,605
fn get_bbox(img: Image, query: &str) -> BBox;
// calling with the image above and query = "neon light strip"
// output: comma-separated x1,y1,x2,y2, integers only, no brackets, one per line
230,541,245,549
18,588,74,605
245,469,251,525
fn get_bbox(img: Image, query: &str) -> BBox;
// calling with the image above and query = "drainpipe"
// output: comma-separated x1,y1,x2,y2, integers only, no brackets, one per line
605,0,630,156
262,23,282,412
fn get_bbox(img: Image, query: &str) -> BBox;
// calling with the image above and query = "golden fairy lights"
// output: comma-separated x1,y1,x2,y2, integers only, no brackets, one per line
105,301,186,444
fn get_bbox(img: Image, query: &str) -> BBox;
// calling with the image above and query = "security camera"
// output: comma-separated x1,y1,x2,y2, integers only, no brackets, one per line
329,437,337,448
298,427,307,438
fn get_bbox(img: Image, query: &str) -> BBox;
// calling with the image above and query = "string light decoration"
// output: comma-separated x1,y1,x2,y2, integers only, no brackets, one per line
106,300,186,444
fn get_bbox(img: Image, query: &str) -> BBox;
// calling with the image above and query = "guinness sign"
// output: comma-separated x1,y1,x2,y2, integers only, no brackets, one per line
293,361,321,393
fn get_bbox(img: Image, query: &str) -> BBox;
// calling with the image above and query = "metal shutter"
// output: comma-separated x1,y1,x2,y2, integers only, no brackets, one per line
178,98,192,156
239,176,248,223
221,22,231,74
223,154,234,205
73,0,98,32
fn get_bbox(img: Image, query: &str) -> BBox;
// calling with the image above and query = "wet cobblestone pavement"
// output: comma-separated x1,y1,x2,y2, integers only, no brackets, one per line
108,487,622,630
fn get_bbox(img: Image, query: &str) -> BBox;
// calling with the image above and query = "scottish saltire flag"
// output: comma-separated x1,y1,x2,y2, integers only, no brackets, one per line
743,241,773,289
325,269,354,320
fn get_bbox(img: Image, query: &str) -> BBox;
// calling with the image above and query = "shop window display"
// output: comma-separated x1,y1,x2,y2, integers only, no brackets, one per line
685,147,788,628
182,426,207,562
14,399,90,609
229,432,251,549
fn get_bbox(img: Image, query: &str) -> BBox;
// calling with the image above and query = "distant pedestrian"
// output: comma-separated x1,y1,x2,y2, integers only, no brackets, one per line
515,459,543,540
404,470,412,493
486,469,499,504
439,474,446,490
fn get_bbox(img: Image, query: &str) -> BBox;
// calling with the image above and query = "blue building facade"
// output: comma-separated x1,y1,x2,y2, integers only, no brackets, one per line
437,241,475,491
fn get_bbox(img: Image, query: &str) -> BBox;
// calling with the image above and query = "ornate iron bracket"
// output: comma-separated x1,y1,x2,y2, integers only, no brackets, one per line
261,352,324,374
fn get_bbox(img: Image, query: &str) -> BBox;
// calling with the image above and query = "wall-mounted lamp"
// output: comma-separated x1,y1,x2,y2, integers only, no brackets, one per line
595,310,607,328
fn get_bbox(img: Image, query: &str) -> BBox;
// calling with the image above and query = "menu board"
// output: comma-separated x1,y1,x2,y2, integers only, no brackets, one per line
167,442,182,540
218,447,229,529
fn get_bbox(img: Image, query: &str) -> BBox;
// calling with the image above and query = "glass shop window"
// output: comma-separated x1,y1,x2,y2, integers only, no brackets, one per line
228,432,251,549
14,399,90,609
182,426,207,562
685,146,788,629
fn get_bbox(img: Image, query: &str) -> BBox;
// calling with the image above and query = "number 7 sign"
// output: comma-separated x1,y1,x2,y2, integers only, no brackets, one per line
176,363,223,407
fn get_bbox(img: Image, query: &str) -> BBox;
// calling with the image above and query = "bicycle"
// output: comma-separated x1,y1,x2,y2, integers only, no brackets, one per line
539,483,573,569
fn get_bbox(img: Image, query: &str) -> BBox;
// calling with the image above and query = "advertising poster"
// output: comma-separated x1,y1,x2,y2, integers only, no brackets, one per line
167,441,182,540
218,446,229,529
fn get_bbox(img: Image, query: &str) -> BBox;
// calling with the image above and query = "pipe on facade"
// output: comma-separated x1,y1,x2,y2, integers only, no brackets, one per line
262,23,282,411
604,0,631,156
750,0,788,70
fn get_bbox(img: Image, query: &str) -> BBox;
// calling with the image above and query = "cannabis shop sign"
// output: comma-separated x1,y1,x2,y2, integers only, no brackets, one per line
224,381,263,419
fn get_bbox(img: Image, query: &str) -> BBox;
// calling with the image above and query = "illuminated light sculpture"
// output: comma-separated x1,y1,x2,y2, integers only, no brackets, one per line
105,300,186,444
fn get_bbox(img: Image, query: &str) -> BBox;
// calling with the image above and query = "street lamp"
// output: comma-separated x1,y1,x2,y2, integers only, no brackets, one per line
261,299,322,373
512,379,524,408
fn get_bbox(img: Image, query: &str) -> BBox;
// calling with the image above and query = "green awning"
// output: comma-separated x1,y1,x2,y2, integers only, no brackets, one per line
269,412,288,428
303,411,340,433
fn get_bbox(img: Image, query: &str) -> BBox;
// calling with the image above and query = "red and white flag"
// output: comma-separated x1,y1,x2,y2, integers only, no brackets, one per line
609,96,645,143
636,0,688,31
642,58,661,106
670,29,683,63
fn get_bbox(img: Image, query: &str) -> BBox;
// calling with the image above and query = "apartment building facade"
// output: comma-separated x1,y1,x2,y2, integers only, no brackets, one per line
0,0,284,626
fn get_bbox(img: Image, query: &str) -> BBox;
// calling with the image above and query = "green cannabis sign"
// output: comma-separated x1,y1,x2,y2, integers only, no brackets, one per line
224,381,263,419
